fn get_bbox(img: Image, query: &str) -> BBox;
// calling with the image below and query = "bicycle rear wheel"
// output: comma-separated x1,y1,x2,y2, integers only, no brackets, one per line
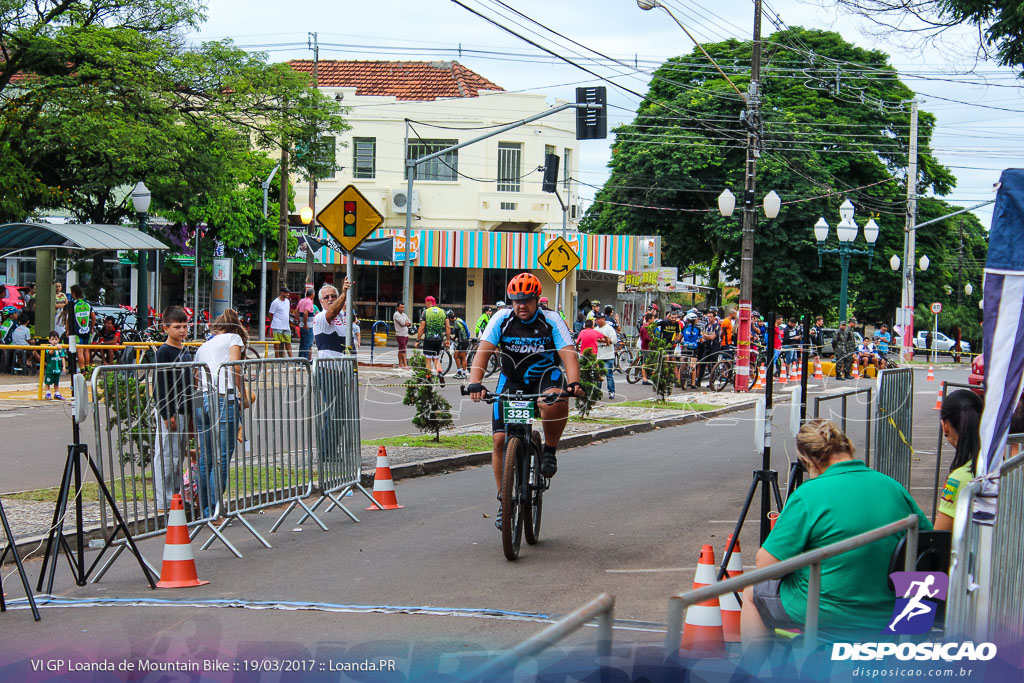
625,361,642,384
711,360,733,392
615,348,634,374
501,436,525,560
485,353,500,378
439,349,453,376
524,432,544,545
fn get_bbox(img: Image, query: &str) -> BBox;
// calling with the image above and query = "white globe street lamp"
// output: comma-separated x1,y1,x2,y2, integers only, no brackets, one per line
763,191,781,219
965,282,973,296
890,254,901,271
919,255,930,271
718,189,736,217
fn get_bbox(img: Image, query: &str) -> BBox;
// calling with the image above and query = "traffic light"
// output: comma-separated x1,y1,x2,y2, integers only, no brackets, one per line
343,200,356,237
541,153,560,193
575,86,607,140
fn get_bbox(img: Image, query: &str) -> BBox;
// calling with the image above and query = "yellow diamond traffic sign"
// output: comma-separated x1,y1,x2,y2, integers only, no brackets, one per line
538,236,580,284
317,185,384,253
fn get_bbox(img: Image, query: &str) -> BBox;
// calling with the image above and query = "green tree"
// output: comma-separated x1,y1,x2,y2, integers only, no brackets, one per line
403,352,454,441
582,28,974,323
576,348,604,418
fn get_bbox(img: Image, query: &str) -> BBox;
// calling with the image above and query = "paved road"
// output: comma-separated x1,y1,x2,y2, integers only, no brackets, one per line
0,370,960,678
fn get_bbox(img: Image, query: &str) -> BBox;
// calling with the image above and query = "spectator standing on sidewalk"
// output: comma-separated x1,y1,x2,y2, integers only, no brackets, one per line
68,284,95,371
833,321,855,380
594,312,618,399
269,286,293,358
296,289,315,360
153,306,193,513
575,319,602,355
393,302,412,368
42,331,66,400
312,280,351,359
810,316,825,362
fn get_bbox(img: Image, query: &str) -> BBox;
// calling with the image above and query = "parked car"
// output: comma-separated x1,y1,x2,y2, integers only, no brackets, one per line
0,284,27,310
819,328,863,357
969,354,984,395
891,331,971,355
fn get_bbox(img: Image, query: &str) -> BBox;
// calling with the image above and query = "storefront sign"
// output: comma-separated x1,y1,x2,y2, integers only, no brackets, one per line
657,267,679,292
621,270,658,293
393,234,420,262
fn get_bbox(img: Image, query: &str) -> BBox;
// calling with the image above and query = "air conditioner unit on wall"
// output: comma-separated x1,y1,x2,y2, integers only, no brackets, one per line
391,188,421,214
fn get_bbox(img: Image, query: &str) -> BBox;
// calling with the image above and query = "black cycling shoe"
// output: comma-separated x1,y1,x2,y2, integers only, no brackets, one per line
541,453,558,478
495,501,502,529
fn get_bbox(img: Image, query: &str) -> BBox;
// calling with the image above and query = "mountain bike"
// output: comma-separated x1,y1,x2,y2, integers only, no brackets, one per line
461,385,573,561
709,345,762,392
464,338,500,378
614,337,636,375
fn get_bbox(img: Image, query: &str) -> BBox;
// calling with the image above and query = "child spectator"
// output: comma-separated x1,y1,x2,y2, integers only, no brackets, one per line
575,319,602,355
934,390,983,531
153,306,194,513
97,315,121,364
43,331,66,400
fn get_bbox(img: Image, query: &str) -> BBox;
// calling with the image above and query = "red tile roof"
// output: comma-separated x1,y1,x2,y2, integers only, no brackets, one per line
287,60,503,101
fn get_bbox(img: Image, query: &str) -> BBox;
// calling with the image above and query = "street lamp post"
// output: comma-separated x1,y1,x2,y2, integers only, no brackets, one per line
131,182,151,332
889,252,929,346
815,200,879,323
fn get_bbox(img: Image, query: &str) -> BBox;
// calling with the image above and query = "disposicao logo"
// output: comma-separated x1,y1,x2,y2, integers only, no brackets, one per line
831,571,997,662
886,571,948,635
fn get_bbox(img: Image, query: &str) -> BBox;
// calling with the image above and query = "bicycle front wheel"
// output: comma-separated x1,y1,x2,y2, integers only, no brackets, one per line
439,349,453,376
501,436,525,560
616,348,634,374
485,353,500,378
524,432,543,545
625,361,642,384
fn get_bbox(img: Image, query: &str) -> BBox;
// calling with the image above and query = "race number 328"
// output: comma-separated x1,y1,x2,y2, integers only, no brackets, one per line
503,401,534,424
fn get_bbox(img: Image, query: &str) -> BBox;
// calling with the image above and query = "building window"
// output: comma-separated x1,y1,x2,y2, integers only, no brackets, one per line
500,201,517,211
406,139,458,181
353,137,376,179
497,142,522,192
563,147,572,189
545,144,556,158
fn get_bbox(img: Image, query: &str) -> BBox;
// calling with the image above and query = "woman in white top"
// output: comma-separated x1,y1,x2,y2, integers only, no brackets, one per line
194,309,249,518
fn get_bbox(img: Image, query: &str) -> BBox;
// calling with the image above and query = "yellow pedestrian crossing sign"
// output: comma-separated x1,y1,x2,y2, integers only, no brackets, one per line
317,185,384,252
539,236,580,284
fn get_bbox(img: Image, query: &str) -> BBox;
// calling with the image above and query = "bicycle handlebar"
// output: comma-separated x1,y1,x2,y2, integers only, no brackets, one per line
459,385,574,404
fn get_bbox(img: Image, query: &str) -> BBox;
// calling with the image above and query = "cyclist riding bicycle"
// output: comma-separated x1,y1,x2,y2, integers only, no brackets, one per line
467,273,584,528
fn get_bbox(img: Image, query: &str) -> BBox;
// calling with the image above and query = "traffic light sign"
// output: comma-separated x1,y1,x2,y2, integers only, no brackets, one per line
576,86,607,140
344,201,357,237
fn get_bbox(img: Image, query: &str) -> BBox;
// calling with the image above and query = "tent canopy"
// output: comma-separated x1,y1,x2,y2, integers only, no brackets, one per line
0,222,169,252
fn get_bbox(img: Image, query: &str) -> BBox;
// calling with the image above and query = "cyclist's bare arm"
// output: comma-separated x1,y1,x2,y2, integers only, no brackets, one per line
467,340,496,400
557,346,584,397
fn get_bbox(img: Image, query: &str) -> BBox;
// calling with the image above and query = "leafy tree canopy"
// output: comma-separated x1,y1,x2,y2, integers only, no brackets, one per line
582,27,985,323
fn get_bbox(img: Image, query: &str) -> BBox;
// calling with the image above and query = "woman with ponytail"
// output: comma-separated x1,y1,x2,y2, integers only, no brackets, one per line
935,390,984,530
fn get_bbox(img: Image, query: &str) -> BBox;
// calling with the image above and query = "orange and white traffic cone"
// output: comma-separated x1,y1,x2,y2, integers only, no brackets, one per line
679,544,726,658
720,535,744,643
156,494,209,589
934,384,944,411
852,362,860,380
795,361,803,382
814,358,825,380
753,364,765,390
926,365,936,382
779,362,788,384
366,446,404,511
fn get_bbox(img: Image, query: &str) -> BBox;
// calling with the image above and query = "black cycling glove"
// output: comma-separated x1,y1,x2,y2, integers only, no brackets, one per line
466,382,487,395
566,381,583,393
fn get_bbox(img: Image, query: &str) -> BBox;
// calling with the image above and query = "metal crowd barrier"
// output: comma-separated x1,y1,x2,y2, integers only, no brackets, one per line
873,367,914,488
199,357,322,552
988,446,1024,646
946,479,985,640
89,362,236,582
470,593,614,679
929,381,977,520
813,387,873,466
297,357,376,526
664,515,921,656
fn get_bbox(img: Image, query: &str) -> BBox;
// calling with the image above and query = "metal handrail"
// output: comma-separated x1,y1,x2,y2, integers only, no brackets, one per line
946,479,983,639
665,515,920,655
470,593,614,679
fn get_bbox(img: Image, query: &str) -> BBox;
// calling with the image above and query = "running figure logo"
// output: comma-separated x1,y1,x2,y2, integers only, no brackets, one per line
885,571,949,634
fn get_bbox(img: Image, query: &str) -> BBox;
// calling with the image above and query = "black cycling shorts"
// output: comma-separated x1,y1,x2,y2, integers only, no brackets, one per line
421,338,442,358
454,340,470,352
490,367,566,434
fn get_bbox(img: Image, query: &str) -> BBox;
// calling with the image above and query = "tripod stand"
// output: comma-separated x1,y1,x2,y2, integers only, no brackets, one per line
0,496,40,620
718,312,785,580
36,350,155,594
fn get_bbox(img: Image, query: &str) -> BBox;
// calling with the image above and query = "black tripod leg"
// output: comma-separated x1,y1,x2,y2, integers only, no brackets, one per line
785,461,805,502
718,472,760,580
37,445,76,593
0,500,41,621
770,472,784,513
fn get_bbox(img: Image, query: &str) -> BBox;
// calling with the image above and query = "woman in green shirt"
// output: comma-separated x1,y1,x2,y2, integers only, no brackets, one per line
935,390,983,531
741,419,932,647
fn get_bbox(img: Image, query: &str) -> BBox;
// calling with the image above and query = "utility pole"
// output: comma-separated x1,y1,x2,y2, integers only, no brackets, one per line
276,145,290,294
734,0,764,392
305,32,319,288
900,99,918,362
957,219,964,306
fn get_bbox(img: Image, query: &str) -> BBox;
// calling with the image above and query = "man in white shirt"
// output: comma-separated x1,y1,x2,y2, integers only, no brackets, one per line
595,312,618,399
392,302,411,369
312,279,352,359
268,285,293,358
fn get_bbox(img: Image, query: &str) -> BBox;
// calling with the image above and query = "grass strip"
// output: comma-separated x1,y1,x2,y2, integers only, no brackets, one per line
364,433,495,452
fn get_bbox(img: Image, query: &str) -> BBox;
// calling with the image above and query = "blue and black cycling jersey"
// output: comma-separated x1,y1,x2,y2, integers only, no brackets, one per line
480,308,574,385
681,324,701,349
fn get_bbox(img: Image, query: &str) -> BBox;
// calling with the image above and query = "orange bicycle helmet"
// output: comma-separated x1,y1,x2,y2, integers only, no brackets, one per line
506,272,542,301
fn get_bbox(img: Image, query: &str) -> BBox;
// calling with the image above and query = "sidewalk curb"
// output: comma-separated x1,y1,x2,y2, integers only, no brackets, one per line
370,399,760,485
4,398,762,563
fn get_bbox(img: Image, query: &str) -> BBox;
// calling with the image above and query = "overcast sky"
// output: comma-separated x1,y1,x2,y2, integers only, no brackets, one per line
191,0,1019,228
